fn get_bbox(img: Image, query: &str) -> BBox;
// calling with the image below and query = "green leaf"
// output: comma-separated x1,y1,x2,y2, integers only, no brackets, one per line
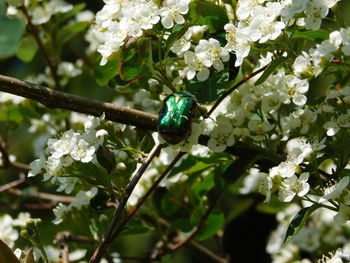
255,57,288,86
189,0,229,33
196,211,225,240
0,239,20,263
16,35,38,62
284,204,320,243
192,172,215,201
187,70,229,104
292,29,329,41
139,132,155,153
0,0,5,15
94,56,120,86
0,15,25,59
96,146,116,173
122,217,154,235
119,38,152,81
56,21,89,52
0,105,24,121
5,0,23,7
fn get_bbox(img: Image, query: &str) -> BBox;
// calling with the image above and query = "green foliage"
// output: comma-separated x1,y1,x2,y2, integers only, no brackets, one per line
119,38,152,81
55,21,90,53
0,4,24,59
284,204,320,243
94,57,120,86
255,57,288,85
16,35,38,62
189,0,229,33
196,211,225,240
187,70,229,104
291,29,329,41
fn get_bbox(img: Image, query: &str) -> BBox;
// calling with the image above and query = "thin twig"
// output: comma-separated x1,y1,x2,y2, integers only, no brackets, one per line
0,174,26,192
0,74,157,131
89,143,163,263
207,64,270,116
112,151,186,240
7,188,76,203
19,6,63,91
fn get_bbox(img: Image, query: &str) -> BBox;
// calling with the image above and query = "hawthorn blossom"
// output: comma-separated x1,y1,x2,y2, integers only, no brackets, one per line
278,173,310,202
160,0,190,29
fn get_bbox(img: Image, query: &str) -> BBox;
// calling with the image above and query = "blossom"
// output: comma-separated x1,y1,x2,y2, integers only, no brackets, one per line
0,215,18,248
278,173,310,202
28,153,46,177
194,38,230,71
319,177,350,203
160,0,190,29
207,116,235,152
70,139,96,163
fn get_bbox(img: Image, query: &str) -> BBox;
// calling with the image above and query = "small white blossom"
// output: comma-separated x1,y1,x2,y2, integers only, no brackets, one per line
278,173,310,202
160,0,190,29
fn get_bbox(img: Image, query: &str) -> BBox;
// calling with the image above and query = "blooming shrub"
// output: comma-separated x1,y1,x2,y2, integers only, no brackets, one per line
1,0,350,262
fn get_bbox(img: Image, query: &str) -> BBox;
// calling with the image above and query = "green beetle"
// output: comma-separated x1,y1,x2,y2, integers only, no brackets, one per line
157,92,198,145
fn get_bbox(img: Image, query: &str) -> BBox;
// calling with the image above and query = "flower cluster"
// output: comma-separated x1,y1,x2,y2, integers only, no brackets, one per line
52,187,98,224
266,202,350,263
294,27,350,77
7,0,73,25
0,213,31,248
28,115,107,193
204,59,309,152
93,0,160,65
224,0,340,67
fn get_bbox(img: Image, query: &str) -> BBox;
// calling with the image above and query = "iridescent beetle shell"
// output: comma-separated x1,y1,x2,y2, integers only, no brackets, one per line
157,92,197,144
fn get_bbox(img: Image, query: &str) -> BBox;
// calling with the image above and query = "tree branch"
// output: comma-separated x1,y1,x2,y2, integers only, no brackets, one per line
112,151,186,240
89,143,163,263
0,74,157,131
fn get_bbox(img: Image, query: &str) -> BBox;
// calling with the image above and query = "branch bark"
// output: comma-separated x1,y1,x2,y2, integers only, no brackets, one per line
0,74,157,131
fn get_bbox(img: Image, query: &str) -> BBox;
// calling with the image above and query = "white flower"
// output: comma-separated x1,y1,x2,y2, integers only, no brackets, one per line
28,154,46,177
160,0,190,29
207,116,235,152
334,204,350,225
48,130,79,159
12,212,31,227
247,16,285,43
0,215,18,248
278,173,310,202
257,174,273,202
293,52,314,78
281,0,307,21
70,139,96,163
194,38,230,71
319,177,350,203
224,23,251,66
183,51,210,81
323,118,340,136
72,187,98,207
240,168,268,195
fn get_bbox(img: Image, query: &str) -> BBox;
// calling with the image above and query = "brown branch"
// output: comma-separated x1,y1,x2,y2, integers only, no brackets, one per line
7,188,76,203
0,74,157,131
19,6,63,91
0,174,26,192
112,151,186,240
89,143,163,263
